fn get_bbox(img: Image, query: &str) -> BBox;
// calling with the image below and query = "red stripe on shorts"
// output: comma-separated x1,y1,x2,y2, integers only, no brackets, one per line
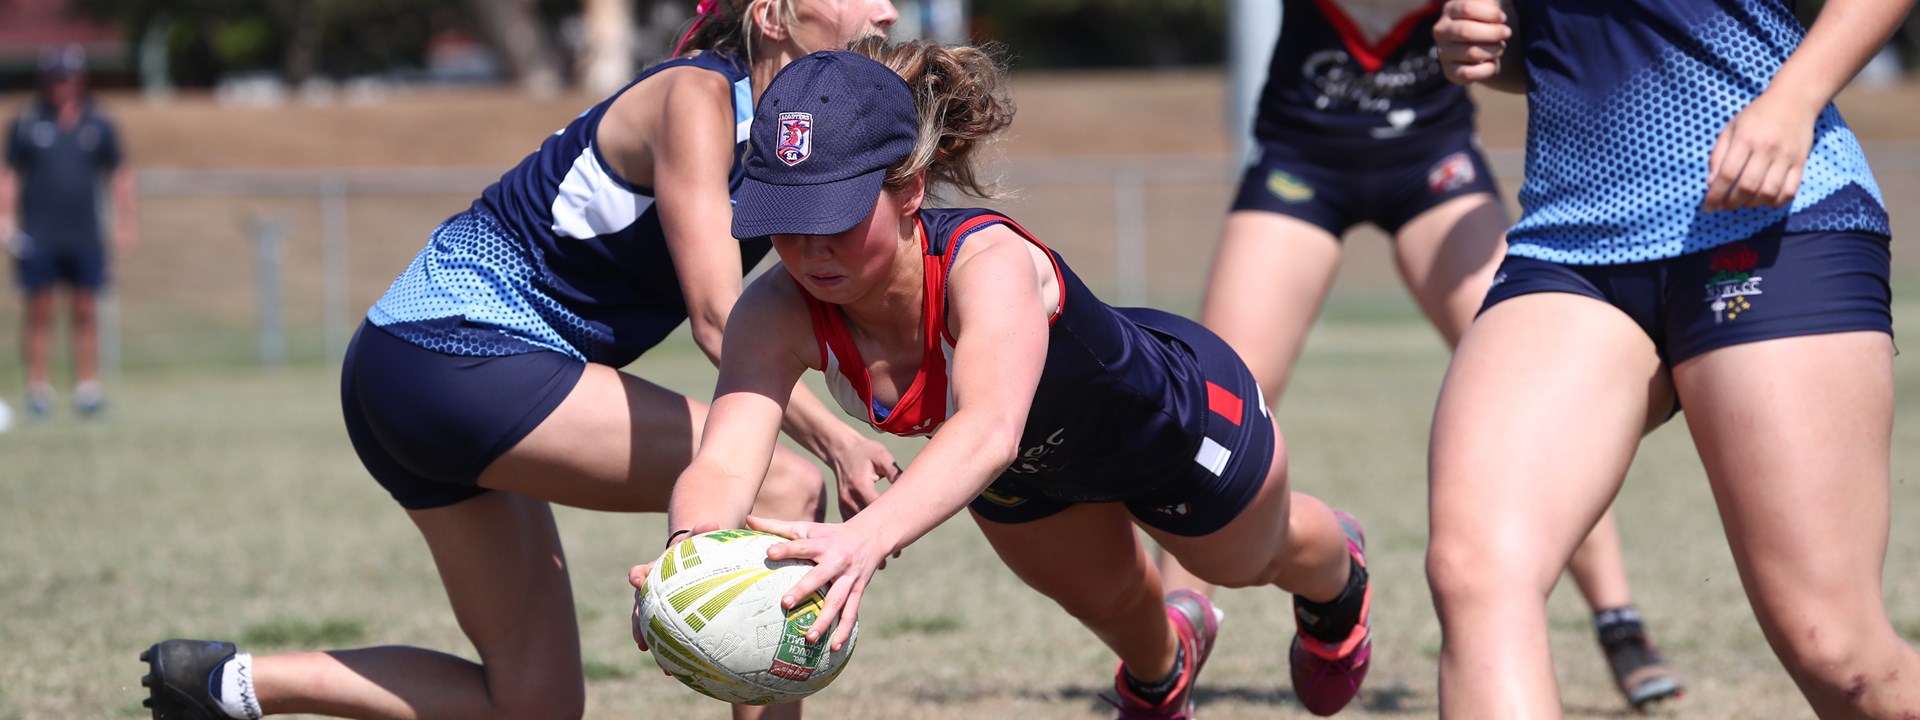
1206,381,1243,426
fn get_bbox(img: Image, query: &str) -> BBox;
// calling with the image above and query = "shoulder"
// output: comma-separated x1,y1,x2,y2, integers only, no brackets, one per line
616,62,734,130
649,60,736,102
740,266,813,325
945,220,1040,295
737,266,824,364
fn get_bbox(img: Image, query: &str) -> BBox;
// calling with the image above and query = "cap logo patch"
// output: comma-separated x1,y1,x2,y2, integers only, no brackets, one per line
776,112,813,166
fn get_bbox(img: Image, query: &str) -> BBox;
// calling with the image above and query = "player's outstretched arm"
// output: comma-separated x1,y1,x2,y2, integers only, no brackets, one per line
665,271,817,545
1703,0,1918,212
648,68,901,517
754,224,1050,652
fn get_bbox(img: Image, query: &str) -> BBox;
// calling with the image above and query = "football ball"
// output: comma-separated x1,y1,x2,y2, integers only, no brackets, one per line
638,529,858,705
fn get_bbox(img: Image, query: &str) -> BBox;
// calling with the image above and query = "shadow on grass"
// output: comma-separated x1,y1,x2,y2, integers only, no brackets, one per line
908,681,1439,715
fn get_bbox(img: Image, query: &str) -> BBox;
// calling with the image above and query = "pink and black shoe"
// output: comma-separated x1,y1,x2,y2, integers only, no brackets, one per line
1103,589,1222,719
1288,510,1371,716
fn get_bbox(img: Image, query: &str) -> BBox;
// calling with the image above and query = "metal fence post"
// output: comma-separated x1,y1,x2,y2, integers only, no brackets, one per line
252,216,287,366
1114,167,1148,307
320,177,350,365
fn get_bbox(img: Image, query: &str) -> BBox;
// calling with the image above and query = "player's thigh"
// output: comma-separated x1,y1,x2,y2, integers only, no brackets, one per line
1140,420,1312,589
1674,331,1895,635
969,502,1154,614
408,492,584,711
1200,210,1343,397
1428,292,1669,591
479,363,702,512
1391,192,1508,346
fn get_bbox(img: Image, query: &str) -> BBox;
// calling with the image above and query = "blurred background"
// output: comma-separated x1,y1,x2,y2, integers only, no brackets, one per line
3,2,1920,718
0,0,1915,376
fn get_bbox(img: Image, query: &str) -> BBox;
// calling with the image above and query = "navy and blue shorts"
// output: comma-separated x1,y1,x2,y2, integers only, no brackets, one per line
1229,130,1500,237
968,309,1276,537
1482,231,1892,366
341,321,585,510
14,234,106,292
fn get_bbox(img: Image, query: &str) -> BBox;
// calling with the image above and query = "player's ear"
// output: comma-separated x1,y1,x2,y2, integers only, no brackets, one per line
750,0,792,43
895,172,926,216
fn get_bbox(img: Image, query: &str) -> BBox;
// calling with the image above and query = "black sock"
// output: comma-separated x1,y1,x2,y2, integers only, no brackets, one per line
1124,643,1186,707
1295,555,1368,644
1595,605,1646,646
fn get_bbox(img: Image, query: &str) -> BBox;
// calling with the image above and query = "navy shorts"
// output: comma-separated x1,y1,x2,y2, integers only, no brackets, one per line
1229,130,1500,237
968,309,1276,537
1482,232,1892,366
341,321,585,510
14,234,106,292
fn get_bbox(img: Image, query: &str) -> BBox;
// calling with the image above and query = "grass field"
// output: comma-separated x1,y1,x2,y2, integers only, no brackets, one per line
3,74,1920,719
3,290,1919,719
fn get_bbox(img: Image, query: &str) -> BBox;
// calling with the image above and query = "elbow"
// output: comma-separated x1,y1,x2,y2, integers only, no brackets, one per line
981,425,1026,474
689,315,728,357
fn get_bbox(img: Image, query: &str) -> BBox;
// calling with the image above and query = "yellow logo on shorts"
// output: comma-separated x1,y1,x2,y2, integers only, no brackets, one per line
979,487,1028,507
1266,170,1314,203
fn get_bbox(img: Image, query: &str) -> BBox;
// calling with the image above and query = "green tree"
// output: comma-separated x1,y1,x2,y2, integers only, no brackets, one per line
972,0,1227,68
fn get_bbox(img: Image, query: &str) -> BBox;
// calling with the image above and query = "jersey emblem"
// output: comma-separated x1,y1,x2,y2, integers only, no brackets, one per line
776,112,813,166
1703,242,1764,324
1427,151,1476,194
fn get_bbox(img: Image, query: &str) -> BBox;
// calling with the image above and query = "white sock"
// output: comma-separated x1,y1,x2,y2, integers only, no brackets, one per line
214,652,262,720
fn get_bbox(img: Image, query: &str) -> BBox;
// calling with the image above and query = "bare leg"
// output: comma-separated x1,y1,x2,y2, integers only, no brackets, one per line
23,288,54,392
477,364,823,520
1388,193,1507,347
972,504,1179,679
237,363,821,718
1676,332,1920,718
1151,421,1350,602
1157,210,1342,596
1564,507,1633,611
71,288,97,386
1429,293,1672,718
253,492,585,719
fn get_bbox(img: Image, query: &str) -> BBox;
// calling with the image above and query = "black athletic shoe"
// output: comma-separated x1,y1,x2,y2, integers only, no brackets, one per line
140,639,241,720
1600,627,1685,711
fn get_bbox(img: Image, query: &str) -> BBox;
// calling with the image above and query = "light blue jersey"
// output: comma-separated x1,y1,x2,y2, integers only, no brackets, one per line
369,51,768,366
1508,0,1888,265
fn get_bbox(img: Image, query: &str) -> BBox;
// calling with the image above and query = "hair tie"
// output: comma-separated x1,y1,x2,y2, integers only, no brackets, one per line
672,0,720,56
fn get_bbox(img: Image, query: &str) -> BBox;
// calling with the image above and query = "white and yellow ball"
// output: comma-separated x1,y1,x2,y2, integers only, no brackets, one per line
638,529,858,705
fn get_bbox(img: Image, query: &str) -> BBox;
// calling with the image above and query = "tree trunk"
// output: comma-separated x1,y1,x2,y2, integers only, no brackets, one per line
466,0,562,95
580,0,635,96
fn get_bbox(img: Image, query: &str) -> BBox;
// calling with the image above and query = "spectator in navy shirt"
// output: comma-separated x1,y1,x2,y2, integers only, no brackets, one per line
2,44,138,419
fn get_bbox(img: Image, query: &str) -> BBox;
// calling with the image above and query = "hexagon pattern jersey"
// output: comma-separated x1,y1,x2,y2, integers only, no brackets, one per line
1507,0,1888,266
369,50,770,366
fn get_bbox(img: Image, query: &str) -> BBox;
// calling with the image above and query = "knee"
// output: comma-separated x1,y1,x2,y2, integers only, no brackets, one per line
1426,530,1534,613
1762,613,1901,697
756,453,825,522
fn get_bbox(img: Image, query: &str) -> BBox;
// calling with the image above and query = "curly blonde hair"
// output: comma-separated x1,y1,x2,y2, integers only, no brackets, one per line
851,37,1016,201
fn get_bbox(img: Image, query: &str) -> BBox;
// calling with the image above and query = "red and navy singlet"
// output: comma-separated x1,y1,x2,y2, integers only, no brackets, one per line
800,208,1270,506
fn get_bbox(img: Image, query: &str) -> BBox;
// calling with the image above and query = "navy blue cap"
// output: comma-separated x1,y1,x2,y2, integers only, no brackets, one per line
732,50,918,239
